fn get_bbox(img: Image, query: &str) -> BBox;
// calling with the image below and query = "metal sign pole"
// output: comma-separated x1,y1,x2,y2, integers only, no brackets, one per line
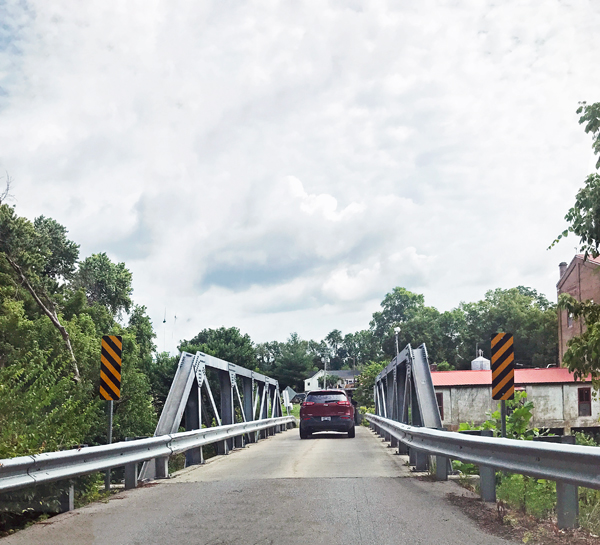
105,400,113,490
500,400,507,438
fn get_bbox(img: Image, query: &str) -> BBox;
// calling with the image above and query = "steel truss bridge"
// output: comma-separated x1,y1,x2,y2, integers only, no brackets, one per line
2,345,600,534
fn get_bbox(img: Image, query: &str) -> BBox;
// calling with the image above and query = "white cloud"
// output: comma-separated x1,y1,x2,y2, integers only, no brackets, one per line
0,0,599,351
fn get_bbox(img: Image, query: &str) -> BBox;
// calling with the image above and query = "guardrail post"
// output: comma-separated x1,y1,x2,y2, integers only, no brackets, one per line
125,462,138,490
58,483,75,512
478,430,496,502
435,428,448,480
396,442,408,455
155,456,169,479
435,455,448,481
415,450,428,471
557,435,579,529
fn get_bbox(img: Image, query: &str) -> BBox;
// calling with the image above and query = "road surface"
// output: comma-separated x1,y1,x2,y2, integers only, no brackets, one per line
2,426,513,544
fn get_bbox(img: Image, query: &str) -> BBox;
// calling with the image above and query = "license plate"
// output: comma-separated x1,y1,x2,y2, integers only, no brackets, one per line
321,417,331,421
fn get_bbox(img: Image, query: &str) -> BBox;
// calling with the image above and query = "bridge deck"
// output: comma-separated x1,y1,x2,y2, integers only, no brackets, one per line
2,427,511,545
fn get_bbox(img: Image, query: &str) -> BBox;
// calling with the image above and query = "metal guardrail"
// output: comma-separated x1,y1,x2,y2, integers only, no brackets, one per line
366,413,600,489
366,413,592,529
0,416,296,494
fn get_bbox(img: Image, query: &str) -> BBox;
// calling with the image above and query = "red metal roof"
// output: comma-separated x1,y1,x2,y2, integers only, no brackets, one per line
431,367,590,387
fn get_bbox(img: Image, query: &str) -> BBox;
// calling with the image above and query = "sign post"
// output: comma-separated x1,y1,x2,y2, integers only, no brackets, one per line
100,335,122,490
491,333,514,438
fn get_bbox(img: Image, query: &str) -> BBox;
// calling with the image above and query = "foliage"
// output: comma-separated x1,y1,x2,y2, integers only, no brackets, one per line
73,253,133,316
369,287,424,338
180,326,256,369
0,201,159,533
353,361,385,407
272,333,316,391
455,287,557,369
0,204,81,379
457,392,542,440
577,101,600,171
319,373,340,389
435,361,455,371
551,173,600,258
366,285,556,369
550,102,600,255
497,474,556,519
558,294,600,386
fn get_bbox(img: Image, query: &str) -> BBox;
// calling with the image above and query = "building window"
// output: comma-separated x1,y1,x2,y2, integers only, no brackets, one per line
578,387,592,417
436,392,444,420
568,313,574,328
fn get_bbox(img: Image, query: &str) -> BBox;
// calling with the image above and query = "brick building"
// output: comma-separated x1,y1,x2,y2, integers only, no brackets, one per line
557,254,600,365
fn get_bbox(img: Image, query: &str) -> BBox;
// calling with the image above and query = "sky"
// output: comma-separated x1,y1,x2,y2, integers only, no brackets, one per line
1,0,599,353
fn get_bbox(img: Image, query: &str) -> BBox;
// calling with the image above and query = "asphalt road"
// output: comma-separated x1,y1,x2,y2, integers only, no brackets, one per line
2,426,513,545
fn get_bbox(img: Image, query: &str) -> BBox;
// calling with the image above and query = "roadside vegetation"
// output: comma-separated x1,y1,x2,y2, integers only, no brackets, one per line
452,392,600,538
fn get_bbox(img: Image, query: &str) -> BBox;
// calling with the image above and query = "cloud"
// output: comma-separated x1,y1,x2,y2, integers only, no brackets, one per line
0,0,599,349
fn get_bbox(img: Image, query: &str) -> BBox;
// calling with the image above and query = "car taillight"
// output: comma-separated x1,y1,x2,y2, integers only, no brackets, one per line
337,400,351,406
302,401,315,406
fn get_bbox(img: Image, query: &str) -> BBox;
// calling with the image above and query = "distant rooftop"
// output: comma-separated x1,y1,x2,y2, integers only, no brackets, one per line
431,367,590,387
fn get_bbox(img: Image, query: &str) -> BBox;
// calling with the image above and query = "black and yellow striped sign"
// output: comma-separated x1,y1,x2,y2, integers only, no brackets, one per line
100,335,122,400
491,333,514,400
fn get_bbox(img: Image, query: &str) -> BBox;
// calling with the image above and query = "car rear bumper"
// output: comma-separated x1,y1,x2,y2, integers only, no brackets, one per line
300,416,354,433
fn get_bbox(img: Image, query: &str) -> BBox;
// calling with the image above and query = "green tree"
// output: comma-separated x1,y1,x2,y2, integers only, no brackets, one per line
369,287,424,337
557,295,600,386
272,332,315,391
255,341,281,374
455,287,557,369
73,253,133,316
325,329,345,370
0,204,81,379
547,102,600,380
180,326,256,369
577,101,600,169
353,361,385,407
0,201,157,463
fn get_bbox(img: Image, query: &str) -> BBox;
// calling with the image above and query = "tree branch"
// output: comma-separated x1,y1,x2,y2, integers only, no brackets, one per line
4,255,80,382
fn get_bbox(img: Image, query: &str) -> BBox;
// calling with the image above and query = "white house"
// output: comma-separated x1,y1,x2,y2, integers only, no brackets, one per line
432,367,598,434
304,369,358,392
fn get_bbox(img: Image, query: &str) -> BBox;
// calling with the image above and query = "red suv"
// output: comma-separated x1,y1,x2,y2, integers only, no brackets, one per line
299,390,355,439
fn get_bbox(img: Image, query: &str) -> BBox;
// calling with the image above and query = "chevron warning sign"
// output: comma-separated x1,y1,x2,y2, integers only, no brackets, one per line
100,335,122,400
491,333,514,400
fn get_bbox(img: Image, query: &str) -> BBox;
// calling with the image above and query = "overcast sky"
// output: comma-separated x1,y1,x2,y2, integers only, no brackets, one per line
1,1,599,352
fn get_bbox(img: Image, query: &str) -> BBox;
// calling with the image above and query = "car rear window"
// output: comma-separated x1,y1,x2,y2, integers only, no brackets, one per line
306,392,347,403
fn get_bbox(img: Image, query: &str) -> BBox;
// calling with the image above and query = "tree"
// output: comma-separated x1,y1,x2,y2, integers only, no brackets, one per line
551,102,600,381
353,361,385,407
255,341,281,374
0,204,81,380
577,101,600,169
73,253,133,316
370,287,424,337
180,326,256,369
272,333,315,390
558,295,600,386
456,288,557,369
325,329,345,369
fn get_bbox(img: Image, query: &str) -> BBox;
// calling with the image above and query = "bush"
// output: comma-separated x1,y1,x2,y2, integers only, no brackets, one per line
497,474,556,519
